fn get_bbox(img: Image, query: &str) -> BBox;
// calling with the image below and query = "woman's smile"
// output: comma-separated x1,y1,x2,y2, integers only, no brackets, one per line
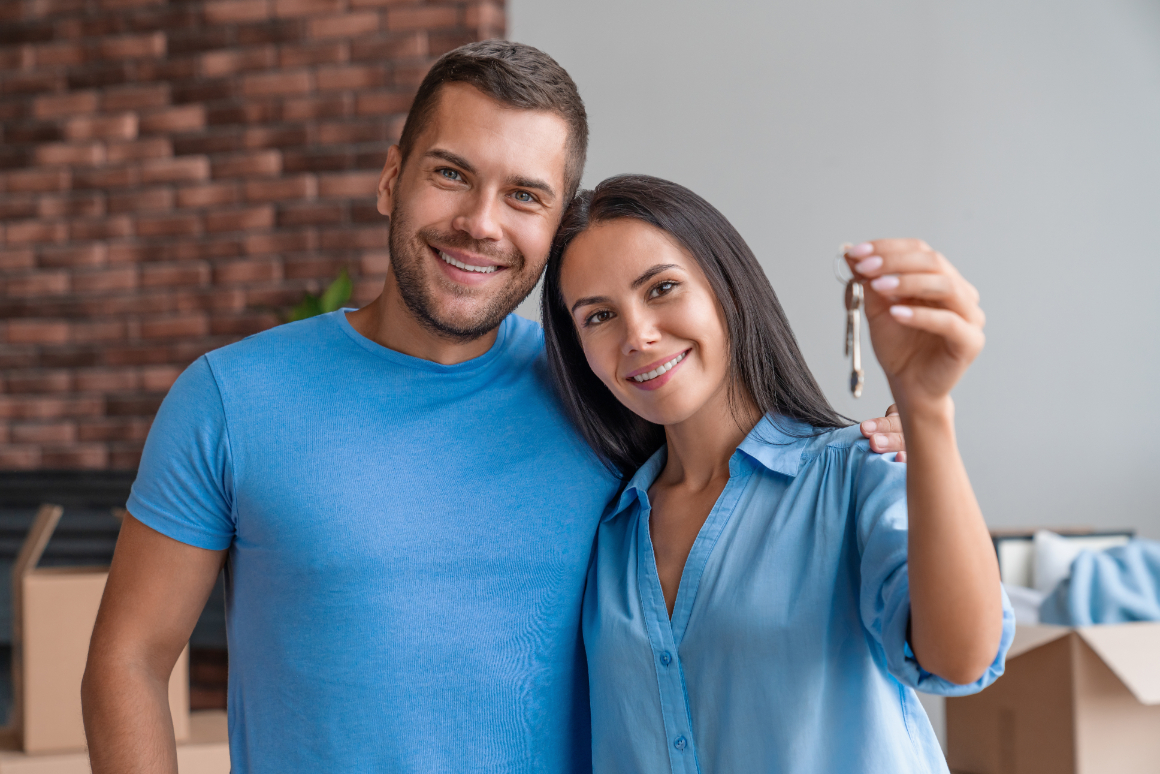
625,349,691,390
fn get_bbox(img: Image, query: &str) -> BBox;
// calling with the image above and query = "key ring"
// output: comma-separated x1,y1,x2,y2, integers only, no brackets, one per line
833,244,854,285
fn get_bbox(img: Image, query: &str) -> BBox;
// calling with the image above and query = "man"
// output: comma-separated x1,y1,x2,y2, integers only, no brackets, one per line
82,41,906,773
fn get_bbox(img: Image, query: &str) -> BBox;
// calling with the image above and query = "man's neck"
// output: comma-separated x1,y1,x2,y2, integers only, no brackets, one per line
346,274,499,366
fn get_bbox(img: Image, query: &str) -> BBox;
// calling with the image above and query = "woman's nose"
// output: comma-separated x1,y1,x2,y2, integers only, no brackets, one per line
620,308,660,355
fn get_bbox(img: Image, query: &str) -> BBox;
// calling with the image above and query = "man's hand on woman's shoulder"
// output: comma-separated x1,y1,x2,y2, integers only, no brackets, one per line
860,404,906,462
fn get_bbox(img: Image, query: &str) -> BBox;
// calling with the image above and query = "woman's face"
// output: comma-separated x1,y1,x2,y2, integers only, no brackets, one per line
560,218,732,427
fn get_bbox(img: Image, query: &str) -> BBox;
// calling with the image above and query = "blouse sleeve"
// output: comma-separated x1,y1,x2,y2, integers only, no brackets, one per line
853,443,1015,696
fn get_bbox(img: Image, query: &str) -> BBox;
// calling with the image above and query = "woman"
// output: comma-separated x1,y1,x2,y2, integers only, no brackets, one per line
541,175,1013,772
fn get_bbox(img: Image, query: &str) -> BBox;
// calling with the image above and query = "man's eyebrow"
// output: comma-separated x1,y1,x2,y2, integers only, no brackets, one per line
570,295,609,315
506,174,556,200
425,148,476,175
631,264,681,289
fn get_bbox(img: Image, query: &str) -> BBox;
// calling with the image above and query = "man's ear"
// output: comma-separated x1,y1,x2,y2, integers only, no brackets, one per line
377,145,402,216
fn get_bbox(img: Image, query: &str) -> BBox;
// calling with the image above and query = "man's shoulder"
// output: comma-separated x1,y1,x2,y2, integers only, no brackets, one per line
207,312,342,368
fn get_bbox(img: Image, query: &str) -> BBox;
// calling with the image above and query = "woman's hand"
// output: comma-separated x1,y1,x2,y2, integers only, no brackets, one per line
844,240,984,413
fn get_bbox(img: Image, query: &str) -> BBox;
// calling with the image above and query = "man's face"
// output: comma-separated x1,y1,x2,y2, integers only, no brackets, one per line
377,83,571,341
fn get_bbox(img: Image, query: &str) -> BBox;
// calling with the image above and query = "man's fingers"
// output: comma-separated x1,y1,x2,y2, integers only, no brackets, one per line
860,412,905,455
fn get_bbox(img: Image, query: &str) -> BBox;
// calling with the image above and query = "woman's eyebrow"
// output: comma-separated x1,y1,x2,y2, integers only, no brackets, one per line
631,264,680,289
570,295,609,314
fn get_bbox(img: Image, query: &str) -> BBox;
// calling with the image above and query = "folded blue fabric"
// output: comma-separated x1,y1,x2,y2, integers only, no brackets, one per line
1040,539,1160,625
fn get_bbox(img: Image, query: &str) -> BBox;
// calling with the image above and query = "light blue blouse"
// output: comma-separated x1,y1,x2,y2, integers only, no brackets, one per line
584,417,1015,773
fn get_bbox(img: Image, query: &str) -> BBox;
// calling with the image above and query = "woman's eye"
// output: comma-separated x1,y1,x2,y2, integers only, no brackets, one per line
584,310,612,326
649,281,676,298
513,191,535,203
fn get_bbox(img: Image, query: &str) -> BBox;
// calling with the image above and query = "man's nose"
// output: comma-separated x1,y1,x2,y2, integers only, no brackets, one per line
452,190,503,242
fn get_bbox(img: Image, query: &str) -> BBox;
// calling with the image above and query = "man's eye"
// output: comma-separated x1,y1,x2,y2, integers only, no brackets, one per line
649,281,677,298
439,169,461,181
513,191,535,203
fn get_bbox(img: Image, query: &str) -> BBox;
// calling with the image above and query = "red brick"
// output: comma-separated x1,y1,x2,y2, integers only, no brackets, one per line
360,251,391,274
6,320,70,345
98,31,166,59
41,445,109,469
77,418,151,442
284,255,346,279
317,64,384,91
244,175,316,202
29,0,86,17
213,258,282,283
33,91,98,119
0,446,40,469
5,220,68,244
64,113,138,141
241,70,313,97
387,5,457,30
37,192,106,219
72,320,128,343
107,137,173,163
348,0,421,6
392,61,432,89
4,71,66,95
204,0,270,23
355,89,412,115
74,368,140,392
4,271,70,297
282,94,351,121
5,370,72,393
73,166,141,189
5,168,71,193
243,230,315,254
279,42,347,67
39,243,107,268
141,313,208,339
141,365,181,390
0,198,38,220
107,243,159,264
317,171,379,198
308,11,379,39
108,186,174,213
199,46,275,77
176,182,239,208
274,0,341,16
139,105,206,134
109,448,142,469
106,394,166,416
141,155,210,183
464,1,503,32
73,266,139,294
99,0,166,9
71,216,133,240
136,213,202,237
11,422,77,444
34,41,85,67
277,202,343,226
34,142,106,166
141,263,211,287
102,84,170,111
212,150,281,179
350,31,424,60
205,205,275,233
316,121,388,145
242,126,310,149
0,249,36,271
318,225,388,249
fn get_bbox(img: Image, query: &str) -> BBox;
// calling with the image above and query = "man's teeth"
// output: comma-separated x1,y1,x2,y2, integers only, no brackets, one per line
632,352,686,383
438,250,498,274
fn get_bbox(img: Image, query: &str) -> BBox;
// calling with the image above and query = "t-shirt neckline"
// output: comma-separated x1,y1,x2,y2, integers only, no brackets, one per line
331,308,512,373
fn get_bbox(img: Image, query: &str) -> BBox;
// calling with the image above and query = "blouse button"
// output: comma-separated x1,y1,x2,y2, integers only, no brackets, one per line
673,736,687,751
660,651,672,666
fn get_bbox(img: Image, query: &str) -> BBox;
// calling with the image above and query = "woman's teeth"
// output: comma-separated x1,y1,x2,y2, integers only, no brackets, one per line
632,352,686,383
439,250,498,274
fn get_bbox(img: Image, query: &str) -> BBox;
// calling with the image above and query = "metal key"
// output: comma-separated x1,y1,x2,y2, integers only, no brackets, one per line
844,278,865,398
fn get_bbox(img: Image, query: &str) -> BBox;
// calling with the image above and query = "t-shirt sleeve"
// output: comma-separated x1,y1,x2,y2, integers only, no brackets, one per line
854,445,1015,696
126,355,236,551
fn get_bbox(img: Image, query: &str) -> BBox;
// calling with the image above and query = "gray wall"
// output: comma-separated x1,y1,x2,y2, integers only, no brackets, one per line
512,0,1160,541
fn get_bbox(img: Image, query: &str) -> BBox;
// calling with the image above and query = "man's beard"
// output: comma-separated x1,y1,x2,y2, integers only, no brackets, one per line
388,203,541,342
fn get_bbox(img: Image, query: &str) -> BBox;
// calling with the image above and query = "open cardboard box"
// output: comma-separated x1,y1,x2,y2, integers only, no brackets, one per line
0,504,229,772
946,530,1160,774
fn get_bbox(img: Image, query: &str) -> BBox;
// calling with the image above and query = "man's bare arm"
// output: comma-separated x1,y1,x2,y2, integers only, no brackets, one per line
82,514,226,774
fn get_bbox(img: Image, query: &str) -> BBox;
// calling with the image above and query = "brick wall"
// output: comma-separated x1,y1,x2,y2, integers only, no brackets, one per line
0,0,505,471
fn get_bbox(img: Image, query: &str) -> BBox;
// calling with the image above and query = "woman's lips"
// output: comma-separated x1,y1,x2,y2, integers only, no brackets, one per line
625,349,690,392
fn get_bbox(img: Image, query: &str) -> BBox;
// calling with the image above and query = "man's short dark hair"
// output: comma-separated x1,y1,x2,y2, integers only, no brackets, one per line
398,40,588,202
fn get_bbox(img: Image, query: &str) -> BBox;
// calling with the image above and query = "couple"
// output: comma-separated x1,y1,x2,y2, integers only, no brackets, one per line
82,41,1013,773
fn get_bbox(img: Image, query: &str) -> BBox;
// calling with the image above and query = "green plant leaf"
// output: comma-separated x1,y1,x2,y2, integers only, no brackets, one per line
320,268,353,313
288,294,323,322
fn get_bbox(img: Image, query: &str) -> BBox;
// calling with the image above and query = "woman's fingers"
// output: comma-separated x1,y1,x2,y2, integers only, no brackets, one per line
867,272,985,327
888,305,985,359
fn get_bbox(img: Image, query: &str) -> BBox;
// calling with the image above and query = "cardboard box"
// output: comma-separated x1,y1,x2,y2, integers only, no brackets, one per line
10,505,189,754
947,529,1160,774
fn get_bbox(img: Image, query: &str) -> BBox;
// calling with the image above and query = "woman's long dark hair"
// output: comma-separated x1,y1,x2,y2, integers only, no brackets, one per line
541,174,848,476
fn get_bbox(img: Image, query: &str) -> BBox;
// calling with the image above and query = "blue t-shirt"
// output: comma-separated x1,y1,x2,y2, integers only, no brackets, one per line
127,310,620,773
585,417,1015,773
